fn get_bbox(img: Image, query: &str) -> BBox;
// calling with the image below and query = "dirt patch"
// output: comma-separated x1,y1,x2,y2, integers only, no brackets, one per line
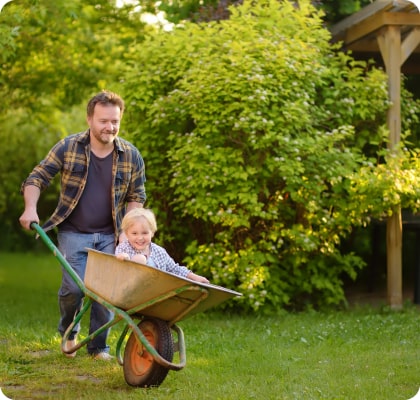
75,375,102,383
28,350,51,358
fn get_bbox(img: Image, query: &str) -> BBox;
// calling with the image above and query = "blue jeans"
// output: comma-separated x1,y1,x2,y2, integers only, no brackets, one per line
57,231,115,355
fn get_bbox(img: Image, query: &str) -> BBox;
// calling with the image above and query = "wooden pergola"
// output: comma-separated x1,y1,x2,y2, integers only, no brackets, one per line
330,0,420,309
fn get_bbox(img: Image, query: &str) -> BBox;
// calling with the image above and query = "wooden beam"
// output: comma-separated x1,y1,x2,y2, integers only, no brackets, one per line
382,12,420,26
346,31,420,55
343,11,420,46
377,25,403,309
377,27,391,71
330,0,419,41
401,27,420,64
387,212,403,309
343,12,391,45
330,0,396,38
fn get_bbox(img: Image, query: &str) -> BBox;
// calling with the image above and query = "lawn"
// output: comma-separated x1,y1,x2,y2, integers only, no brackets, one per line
0,252,419,400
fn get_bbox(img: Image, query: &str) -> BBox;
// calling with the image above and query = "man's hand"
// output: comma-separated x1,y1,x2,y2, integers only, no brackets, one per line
19,185,41,230
19,208,39,230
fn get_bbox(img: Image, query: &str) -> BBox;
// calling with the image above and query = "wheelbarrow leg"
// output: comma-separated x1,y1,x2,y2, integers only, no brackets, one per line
61,297,93,356
116,324,131,366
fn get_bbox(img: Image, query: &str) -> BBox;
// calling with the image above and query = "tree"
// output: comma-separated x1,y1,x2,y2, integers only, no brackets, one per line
121,0,420,311
130,0,373,24
0,0,147,250
317,0,373,24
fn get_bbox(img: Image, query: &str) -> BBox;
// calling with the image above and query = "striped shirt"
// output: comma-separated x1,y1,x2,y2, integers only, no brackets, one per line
115,240,191,278
21,130,146,235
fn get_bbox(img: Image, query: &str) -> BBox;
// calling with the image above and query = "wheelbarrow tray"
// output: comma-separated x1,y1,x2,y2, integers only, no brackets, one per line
84,249,241,322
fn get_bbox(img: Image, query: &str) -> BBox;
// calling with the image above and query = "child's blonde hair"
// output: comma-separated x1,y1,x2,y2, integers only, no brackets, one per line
121,208,157,234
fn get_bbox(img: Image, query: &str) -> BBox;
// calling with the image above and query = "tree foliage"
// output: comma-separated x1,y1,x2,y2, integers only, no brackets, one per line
134,0,373,24
121,0,420,311
1,0,146,111
317,0,373,24
0,0,146,249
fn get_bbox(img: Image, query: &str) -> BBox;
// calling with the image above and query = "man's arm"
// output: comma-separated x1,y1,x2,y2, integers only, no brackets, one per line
19,185,41,230
126,201,143,212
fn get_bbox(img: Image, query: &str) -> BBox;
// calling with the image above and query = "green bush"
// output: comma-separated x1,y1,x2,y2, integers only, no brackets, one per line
122,0,420,311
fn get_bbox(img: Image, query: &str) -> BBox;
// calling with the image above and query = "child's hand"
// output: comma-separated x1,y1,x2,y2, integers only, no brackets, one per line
116,253,129,261
187,272,210,284
132,253,147,264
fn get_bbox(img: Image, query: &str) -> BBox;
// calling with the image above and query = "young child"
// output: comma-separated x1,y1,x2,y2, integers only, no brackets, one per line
115,208,209,283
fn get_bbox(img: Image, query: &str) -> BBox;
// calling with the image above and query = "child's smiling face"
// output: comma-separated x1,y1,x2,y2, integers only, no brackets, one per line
125,217,153,251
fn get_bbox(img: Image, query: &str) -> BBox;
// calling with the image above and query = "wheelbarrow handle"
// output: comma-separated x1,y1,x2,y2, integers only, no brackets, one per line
30,222,85,292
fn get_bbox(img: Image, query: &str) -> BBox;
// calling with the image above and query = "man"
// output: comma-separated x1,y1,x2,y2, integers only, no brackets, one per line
19,90,146,360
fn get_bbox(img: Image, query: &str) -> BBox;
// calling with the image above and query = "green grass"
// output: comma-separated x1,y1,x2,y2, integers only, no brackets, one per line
1,252,419,399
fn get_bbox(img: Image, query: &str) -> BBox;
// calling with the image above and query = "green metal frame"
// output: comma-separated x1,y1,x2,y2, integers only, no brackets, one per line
31,223,209,371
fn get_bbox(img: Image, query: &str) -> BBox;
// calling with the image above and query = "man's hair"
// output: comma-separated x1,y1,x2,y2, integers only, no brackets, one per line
87,90,125,117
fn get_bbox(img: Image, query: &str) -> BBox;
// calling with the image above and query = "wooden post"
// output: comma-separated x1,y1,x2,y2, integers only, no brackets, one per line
377,25,403,309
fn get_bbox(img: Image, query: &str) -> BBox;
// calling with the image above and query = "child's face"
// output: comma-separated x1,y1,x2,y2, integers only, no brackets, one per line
125,218,153,252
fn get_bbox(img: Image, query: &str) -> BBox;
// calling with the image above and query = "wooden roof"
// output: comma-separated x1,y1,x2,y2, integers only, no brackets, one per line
330,0,420,74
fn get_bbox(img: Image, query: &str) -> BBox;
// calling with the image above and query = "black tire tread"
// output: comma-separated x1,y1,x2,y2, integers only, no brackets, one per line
123,317,174,387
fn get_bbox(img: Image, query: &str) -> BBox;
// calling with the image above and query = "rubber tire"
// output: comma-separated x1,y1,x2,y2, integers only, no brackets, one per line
123,318,174,387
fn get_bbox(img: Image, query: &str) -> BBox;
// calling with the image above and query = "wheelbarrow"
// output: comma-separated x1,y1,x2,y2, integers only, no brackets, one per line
31,222,242,388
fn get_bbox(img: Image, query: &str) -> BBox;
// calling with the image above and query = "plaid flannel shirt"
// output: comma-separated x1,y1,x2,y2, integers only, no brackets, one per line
115,241,191,278
21,130,146,236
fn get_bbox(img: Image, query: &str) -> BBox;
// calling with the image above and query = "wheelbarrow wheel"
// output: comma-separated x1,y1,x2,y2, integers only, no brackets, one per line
123,317,174,388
